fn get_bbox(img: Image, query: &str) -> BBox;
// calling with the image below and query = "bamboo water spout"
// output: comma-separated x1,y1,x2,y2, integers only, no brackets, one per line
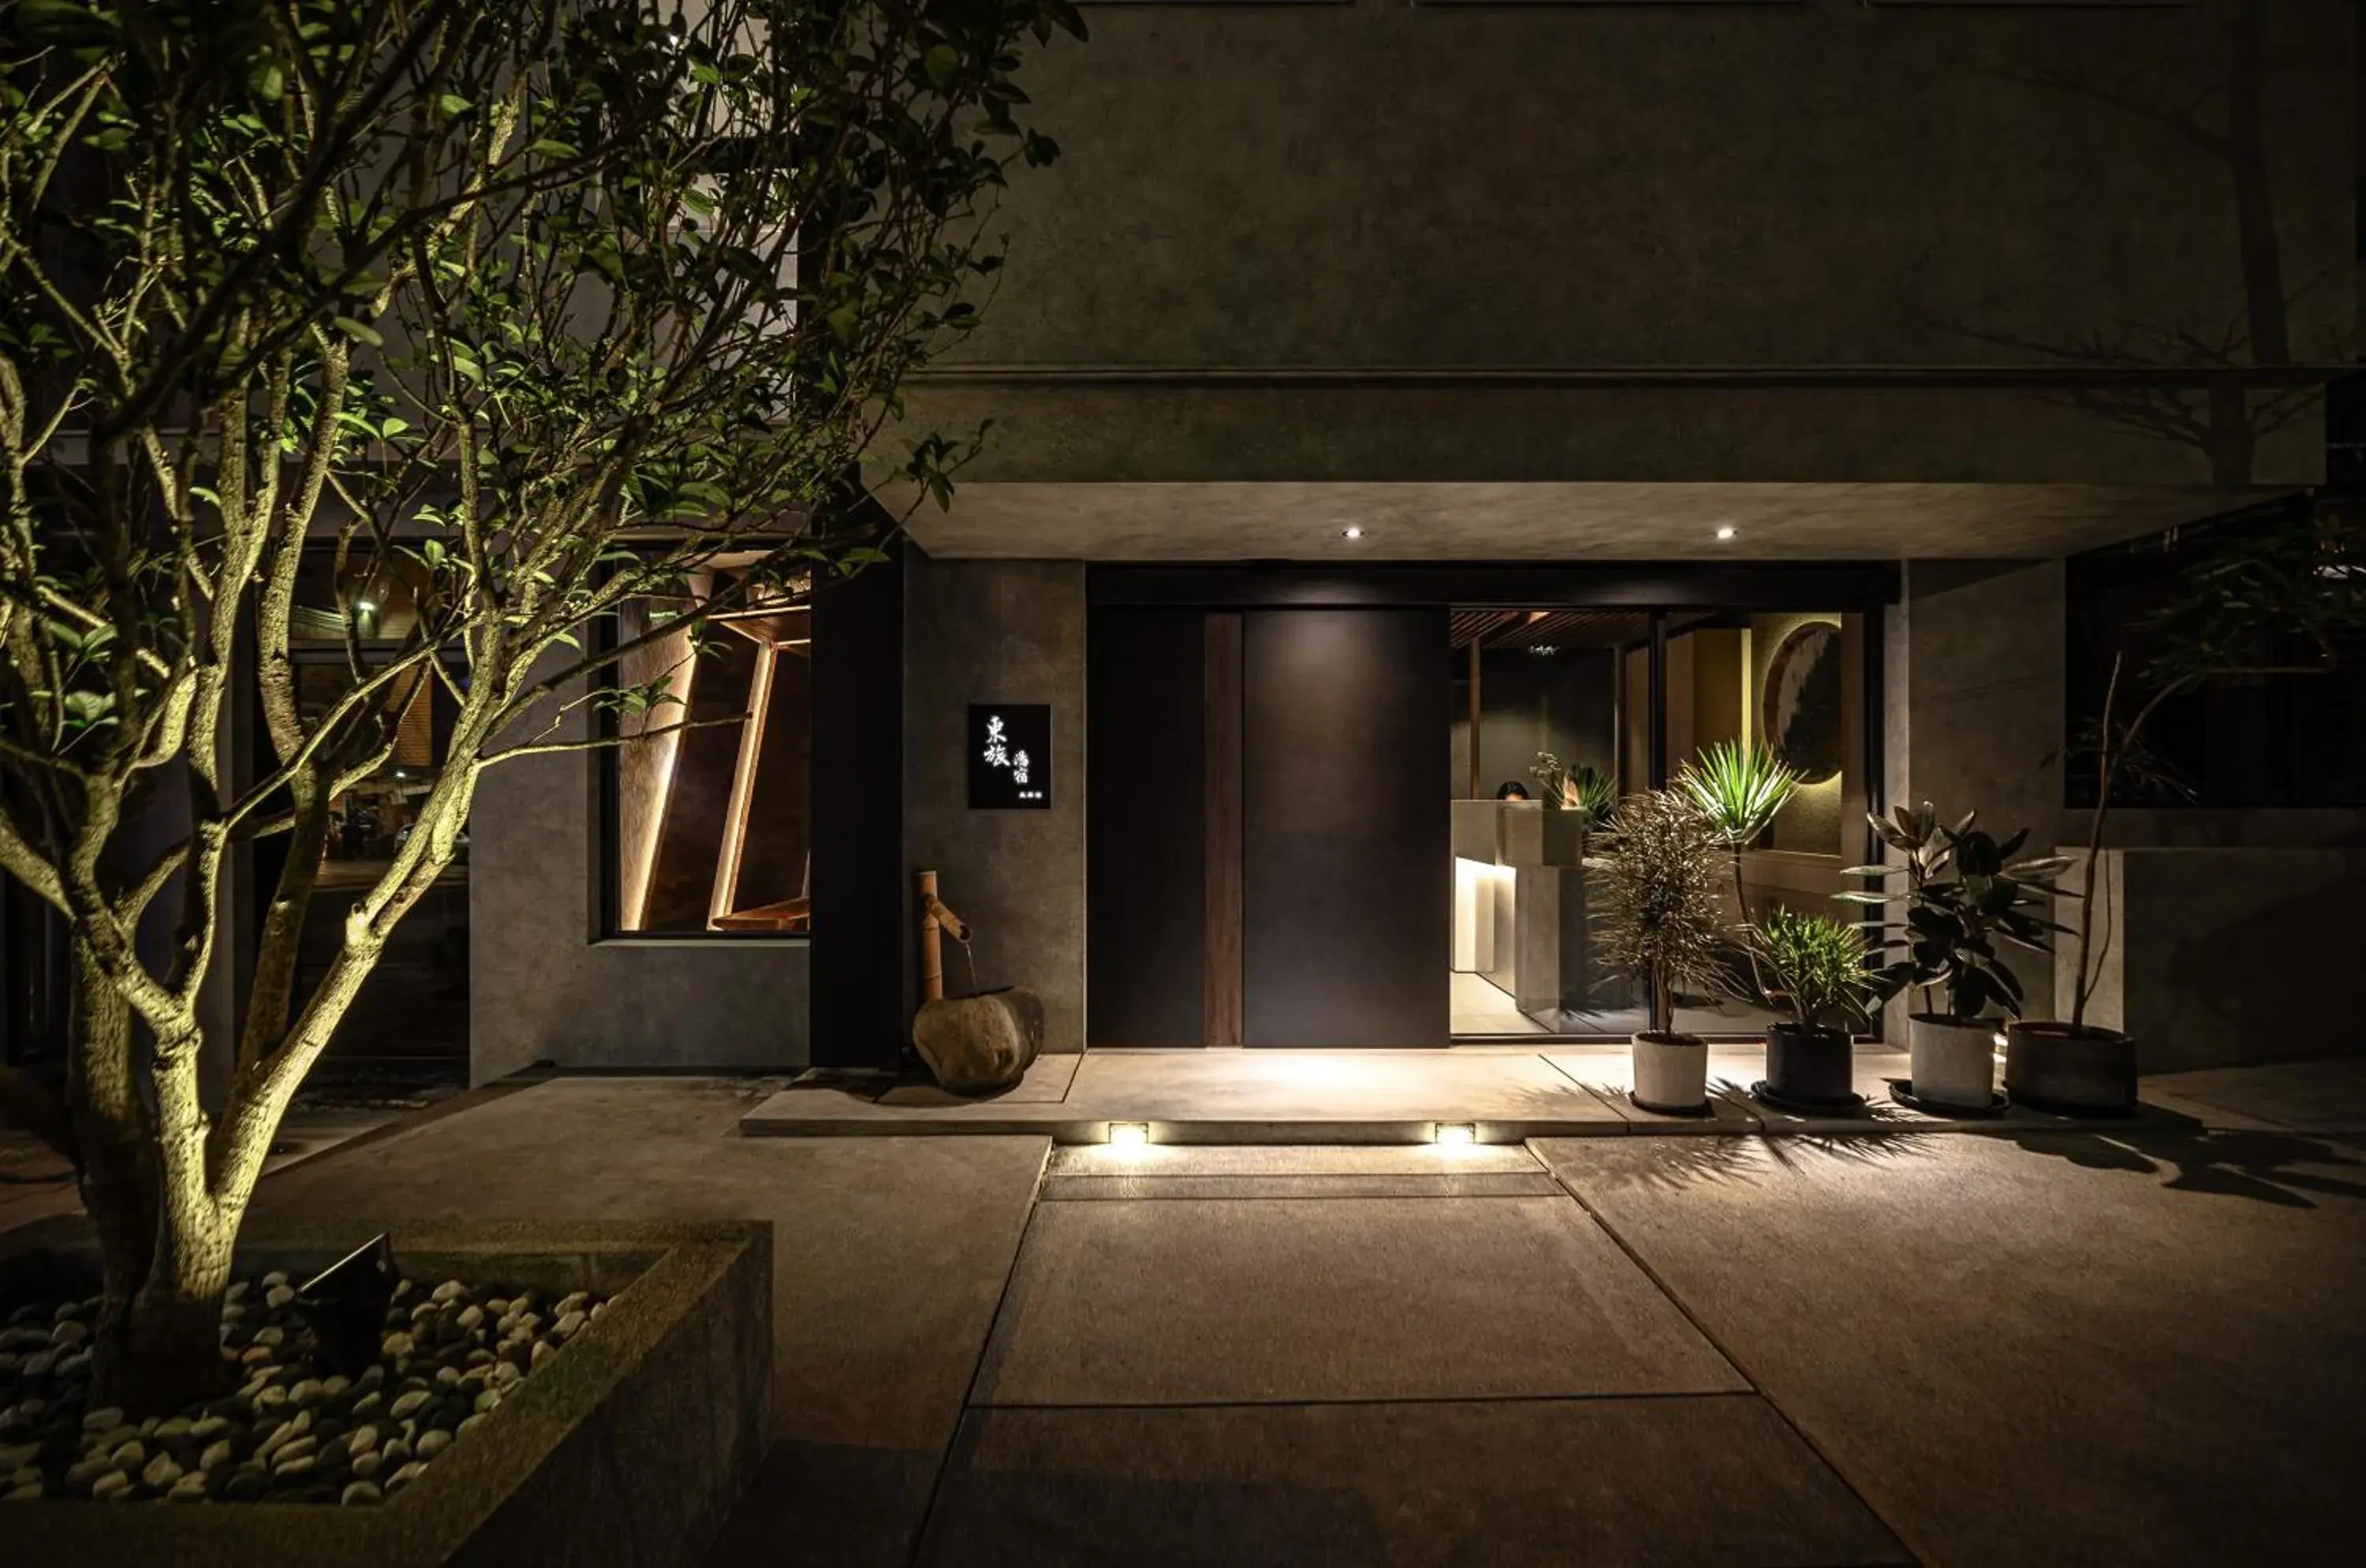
916,869,972,1003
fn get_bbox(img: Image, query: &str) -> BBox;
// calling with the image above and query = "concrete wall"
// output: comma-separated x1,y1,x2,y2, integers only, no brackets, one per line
2060,847,2366,1071
1882,561,2066,1030
901,0,2350,487
902,557,1088,1051
470,666,810,1083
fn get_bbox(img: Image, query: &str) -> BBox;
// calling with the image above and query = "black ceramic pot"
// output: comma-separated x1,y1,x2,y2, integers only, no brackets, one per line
2005,1021,2137,1114
1764,1021,1854,1106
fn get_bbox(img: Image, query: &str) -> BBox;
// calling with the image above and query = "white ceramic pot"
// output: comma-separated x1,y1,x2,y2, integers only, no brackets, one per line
1631,1032,1709,1114
1908,1014,1997,1110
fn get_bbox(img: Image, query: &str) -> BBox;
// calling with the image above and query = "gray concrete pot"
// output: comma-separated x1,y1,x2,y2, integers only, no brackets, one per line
1908,1014,1998,1110
1631,1032,1708,1114
2005,1020,2136,1115
913,986,1043,1096
1764,1022,1854,1106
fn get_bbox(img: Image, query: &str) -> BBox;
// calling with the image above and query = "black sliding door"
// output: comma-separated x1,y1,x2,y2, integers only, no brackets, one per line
1242,609,1450,1046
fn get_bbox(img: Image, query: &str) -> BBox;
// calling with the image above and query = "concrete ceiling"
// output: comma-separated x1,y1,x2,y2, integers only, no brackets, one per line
894,481,2286,562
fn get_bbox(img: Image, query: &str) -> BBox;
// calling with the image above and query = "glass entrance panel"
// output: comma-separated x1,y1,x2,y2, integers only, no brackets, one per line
1448,607,1872,1040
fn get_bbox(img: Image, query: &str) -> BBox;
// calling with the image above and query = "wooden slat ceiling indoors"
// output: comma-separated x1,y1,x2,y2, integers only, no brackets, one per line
1448,608,1655,651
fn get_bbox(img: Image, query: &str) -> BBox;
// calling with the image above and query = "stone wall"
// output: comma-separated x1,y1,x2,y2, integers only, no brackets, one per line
2056,847,2366,1072
898,0,2350,488
902,555,1089,1051
470,664,810,1083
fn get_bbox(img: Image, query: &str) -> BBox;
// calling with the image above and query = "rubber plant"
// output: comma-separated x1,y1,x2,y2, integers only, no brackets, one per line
1838,805,2070,1024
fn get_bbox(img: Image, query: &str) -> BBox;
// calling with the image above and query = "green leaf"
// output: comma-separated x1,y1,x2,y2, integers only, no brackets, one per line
332,316,383,348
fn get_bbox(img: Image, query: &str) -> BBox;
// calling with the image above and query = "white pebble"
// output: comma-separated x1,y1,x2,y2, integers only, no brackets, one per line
264,1285,296,1310
414,1428,451,1458
91,1470,131,1500
341,1480,383,1506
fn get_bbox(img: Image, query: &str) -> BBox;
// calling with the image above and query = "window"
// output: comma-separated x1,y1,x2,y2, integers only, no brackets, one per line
606,568,814,935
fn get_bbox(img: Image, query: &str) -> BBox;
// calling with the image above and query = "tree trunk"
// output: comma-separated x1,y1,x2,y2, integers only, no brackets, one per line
65,946,159,1402
107,1189,239,1413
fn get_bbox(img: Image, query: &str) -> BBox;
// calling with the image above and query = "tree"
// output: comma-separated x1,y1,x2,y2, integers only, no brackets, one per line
0,0,1081,1411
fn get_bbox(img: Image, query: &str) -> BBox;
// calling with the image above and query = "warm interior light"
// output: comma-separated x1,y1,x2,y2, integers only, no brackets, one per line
1108,1122,1150,1148
1434,1122,1476,1146
1715,526,1737,541
1341,526,1364,540
355,599,378,614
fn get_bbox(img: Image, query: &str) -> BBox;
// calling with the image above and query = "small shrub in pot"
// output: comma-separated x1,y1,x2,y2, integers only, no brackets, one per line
1750,907,1875,1107
1594,790,1730,1114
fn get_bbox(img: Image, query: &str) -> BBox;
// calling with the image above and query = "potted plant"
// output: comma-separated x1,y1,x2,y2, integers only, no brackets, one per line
1840,805,2070,1111
1750,906,1875,1107
1594,790,1730,1113
1677,739,1801,1006
1676,740,1800,922
2012,502,2364,1112
1530,752,1614,827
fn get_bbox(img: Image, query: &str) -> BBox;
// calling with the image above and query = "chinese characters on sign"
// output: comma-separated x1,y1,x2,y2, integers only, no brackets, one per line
968,704,1051,809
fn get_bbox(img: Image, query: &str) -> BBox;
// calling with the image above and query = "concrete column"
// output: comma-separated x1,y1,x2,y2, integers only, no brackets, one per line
1881,560,2066,1033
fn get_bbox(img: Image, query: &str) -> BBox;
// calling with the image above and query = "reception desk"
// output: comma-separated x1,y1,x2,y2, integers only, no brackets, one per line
1452,801,1633,1024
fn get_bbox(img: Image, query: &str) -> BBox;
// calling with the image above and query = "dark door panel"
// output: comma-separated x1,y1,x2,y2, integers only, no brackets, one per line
1086,608,1206,1046
1242,609,1450,1046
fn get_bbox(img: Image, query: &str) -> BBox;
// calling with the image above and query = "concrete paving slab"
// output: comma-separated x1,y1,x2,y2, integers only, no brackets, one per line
1531,1128,2366,1568
972,1195,1745,1406
879,1053,1080,1106
1040,1171,1568,1200
245,1078,1047,1568
743,1049,1631,1141
921,1397,1908,1568
1067,1047,1626,1126
2141,1057,2366,1129
1047,1143,1543,1175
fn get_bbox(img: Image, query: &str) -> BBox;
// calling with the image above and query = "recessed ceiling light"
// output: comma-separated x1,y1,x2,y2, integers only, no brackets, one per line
1108,1122,1150,1148
1715,526,1737,541
1341,526,1365,540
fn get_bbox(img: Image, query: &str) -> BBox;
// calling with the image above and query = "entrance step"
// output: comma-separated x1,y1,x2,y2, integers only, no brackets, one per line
735,1046,2136,1144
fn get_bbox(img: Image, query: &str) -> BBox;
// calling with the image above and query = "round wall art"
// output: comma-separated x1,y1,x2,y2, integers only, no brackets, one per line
1761,622,1842,783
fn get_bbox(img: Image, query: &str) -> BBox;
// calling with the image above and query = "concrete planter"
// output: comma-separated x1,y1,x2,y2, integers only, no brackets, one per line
1763,1022,1854,1106
1630,1032,1709,1114
1908,1014,1998,1110
2006,1021,2138,1115
0,1219,771,1568
914,986,1043,1095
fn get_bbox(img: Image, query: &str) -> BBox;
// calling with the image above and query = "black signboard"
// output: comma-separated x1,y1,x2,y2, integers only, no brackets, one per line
968,704,1051,809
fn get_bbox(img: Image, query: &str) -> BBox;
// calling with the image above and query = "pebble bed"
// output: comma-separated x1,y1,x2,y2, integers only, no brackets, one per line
0,1272,606,1506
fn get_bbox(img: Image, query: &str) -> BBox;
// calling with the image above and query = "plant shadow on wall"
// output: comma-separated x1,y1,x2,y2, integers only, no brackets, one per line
2001,1121,2366,1210
1936,0,2345,487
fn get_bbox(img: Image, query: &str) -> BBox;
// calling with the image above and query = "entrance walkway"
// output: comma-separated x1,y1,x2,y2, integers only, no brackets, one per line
7,1059,2362,1566
739,1044,2140,1144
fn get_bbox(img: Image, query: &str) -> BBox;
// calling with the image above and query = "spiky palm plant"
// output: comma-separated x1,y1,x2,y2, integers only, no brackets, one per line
1677,741,1801,999
1593,790,1729,1036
